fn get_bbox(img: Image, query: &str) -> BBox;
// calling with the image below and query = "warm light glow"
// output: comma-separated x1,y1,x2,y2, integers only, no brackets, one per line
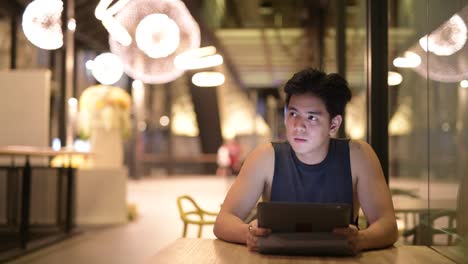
68,97,78,107
461,80,468,88
52,138,61,151
91,53,124,85
388,71,403,86
135,14,180,58
132,80,144,90
192,72,225,87
160,116,170,126
95,0,132,46
22,0,63,50
73,139,90,152
67,18,76,31
102,15,132,46
85,60,94,70
419,14,467,56
389,106,412,136
131,80,145,110
393,51,421,68
174,46,224,70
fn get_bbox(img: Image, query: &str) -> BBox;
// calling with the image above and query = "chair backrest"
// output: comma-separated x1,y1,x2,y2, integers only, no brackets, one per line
177,195,211,222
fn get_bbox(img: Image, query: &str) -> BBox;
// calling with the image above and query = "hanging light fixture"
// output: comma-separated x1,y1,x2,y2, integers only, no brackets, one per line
174,46,224,70
90,53,124,85
419,14,467,56
135,14,180,58
22,0,63,50
192,72,225,87
388,71,403,86
109,0,200,84
393,51,421,68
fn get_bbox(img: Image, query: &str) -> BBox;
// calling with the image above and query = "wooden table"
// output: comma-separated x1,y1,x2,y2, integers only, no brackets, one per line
431,246,467,264
150,238,456,264
393,199,457,214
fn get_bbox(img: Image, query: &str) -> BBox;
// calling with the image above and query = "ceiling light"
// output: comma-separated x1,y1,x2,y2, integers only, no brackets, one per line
135,14,180,58
461,80,468,88
419,14,467,56
22,0,63,50
175,54,223,70
85,60,94,70
160,116,170,126
388,71,403,86
101,15,132,46
91,53,124,85
95,0,130,19
192,72,225,87
109,0,200,84
174,46,223,70
393,51,421,68
67,18,76,31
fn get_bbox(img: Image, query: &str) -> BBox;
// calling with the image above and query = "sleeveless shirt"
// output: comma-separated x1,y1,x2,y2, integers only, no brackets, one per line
271,138,356,224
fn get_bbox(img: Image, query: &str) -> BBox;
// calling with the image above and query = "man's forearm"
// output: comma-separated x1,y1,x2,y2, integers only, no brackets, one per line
358,218,399,250
214,212,249,244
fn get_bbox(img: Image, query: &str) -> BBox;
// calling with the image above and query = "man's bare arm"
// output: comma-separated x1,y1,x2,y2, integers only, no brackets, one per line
351,140,399,250
214,143,274,244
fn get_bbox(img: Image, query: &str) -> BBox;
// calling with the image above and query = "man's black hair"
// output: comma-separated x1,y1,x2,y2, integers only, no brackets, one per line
284,68,352,119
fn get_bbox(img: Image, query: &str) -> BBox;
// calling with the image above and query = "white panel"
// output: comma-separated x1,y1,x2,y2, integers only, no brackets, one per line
0,69,51,166
0,70,52,224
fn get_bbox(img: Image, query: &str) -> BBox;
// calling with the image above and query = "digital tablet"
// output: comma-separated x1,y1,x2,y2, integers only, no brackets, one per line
256,202,354,256
257,202,351,232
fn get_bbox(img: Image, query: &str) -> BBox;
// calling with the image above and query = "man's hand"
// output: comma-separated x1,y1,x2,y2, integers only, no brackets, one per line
333,224,362,254
246,219,271,251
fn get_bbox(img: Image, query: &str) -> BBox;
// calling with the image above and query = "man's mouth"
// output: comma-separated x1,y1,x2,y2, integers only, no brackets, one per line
293,137,307,142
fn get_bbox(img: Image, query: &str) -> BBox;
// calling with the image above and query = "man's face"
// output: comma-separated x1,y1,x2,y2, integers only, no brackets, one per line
285,93,336,155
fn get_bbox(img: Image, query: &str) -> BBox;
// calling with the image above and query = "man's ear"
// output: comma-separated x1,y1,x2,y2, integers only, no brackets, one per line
330,115,343,135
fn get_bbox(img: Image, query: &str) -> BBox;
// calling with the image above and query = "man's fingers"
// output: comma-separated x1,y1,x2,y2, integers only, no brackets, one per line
333,225,358,236
250,226,271,236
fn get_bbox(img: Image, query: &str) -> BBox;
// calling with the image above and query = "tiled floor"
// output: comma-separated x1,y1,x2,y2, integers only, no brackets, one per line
8,175,459,264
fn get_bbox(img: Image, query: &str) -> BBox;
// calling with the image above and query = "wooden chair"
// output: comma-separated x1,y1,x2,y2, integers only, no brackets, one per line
176,195,218,238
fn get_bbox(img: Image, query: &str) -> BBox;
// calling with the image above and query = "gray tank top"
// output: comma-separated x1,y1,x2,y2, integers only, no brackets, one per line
271,138,356,224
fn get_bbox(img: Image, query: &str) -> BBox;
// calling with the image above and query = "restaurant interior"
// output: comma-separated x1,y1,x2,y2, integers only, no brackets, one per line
0,0,467,263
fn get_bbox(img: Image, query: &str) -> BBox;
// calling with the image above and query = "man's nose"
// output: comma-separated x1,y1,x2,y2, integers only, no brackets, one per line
293,117,306,131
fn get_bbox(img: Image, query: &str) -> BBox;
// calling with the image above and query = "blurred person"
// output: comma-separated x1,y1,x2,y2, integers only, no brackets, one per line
216,136,242,176
214,68,398,254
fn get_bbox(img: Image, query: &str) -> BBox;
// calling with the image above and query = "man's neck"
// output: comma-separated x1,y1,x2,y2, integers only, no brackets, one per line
295,139,331,165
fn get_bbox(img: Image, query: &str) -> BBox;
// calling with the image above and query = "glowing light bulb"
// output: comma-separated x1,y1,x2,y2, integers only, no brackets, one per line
91,53,124,85
22,0,63,50
388,71,403,86
135,14,180,58
192,72,225,87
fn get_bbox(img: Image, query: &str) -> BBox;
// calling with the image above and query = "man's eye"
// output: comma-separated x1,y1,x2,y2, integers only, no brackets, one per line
308,115,317,121
289,112,297,117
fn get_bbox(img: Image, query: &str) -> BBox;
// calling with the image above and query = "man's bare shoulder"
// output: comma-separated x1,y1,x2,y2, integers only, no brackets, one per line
245,142,274,166
349,139,373,158
237,142,275,187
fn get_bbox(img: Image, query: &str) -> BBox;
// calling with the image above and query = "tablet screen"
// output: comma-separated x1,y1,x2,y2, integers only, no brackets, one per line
257,202,351,232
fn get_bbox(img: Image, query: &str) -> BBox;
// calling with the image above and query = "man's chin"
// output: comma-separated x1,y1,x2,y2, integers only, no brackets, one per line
289,141,309,153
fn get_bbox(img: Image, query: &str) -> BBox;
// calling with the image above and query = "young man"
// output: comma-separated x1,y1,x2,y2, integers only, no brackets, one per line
213,68,398,253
